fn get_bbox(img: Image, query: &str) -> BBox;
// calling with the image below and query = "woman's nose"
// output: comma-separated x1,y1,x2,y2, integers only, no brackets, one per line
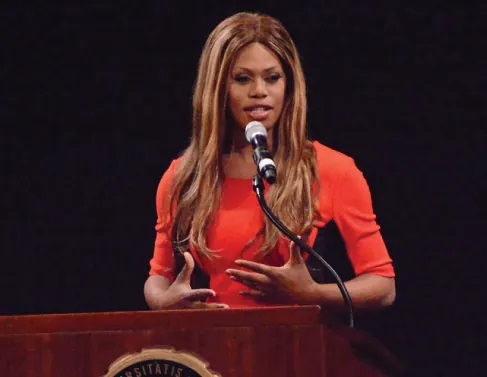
249,78,268,98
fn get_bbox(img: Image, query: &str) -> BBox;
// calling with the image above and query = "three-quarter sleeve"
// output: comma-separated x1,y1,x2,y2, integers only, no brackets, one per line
149,161,177,281
332,157,395,277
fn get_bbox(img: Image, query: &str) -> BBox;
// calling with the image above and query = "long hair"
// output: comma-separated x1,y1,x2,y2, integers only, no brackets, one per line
166,12,318,259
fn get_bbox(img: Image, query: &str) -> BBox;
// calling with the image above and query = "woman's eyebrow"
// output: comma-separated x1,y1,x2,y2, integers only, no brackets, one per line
232,66,280,74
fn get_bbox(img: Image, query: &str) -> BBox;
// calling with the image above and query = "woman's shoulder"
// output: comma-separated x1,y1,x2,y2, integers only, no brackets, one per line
312,140,357,178
161,155,184,177
156,156,185,192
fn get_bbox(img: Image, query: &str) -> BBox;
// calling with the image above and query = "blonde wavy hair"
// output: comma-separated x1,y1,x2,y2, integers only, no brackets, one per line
167,12,318,259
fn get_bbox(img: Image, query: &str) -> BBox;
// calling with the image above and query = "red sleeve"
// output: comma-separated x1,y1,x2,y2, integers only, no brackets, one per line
332,158,395,277
148,161,177,281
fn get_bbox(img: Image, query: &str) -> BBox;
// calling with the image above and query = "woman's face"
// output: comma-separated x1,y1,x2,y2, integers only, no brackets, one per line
227,42,286,132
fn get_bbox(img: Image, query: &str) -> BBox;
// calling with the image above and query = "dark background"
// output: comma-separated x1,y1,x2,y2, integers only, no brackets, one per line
1,2,485,376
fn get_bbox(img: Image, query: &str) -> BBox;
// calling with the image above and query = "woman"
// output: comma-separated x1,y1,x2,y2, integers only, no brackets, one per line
144,12,395,311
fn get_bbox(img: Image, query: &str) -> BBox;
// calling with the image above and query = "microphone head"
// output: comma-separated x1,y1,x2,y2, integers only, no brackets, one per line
245,121,267,143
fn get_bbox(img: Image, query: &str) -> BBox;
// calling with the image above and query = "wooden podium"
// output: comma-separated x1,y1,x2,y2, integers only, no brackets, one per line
0,306,402,376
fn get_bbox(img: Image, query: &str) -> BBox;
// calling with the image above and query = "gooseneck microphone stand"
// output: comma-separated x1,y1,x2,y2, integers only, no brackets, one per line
252,173,355,328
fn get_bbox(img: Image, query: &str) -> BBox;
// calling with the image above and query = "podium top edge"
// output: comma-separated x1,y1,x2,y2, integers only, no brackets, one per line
0,305,323,335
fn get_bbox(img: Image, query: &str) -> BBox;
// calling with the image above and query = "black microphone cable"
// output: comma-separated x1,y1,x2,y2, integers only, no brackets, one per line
252,175,355,328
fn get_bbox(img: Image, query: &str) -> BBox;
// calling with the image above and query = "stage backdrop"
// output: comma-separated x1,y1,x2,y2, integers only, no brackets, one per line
1,3,484,377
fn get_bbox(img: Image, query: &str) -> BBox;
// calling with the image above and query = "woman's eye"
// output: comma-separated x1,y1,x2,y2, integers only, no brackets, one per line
266,73,281,83
234,76,251,83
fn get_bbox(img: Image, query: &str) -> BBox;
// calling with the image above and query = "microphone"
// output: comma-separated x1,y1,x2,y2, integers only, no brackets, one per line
245,121,277,184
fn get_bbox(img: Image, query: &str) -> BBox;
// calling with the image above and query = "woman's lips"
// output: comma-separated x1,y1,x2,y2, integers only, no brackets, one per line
244,107,272,121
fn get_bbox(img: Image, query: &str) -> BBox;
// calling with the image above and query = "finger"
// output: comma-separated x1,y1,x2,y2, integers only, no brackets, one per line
240,280,275,294
202,303,230,309
230,274,275,294
234,259,275,275
289,240,305,265
226,269,272,285
239,289,267,297
186,301,229,309
183,288,216,301
176,252,195,283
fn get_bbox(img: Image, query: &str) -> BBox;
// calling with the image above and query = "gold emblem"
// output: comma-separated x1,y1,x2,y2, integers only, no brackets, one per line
104,347,220,377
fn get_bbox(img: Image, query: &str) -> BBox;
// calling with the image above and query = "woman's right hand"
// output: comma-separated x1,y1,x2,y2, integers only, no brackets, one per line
157,252,228,310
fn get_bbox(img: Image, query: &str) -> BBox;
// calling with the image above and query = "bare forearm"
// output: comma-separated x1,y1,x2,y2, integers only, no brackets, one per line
144,275,171,310
310,274,396,311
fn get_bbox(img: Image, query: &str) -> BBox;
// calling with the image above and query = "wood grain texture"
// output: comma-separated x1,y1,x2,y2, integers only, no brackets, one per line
0,305,321,334
0,306,402,377
0,307,324,377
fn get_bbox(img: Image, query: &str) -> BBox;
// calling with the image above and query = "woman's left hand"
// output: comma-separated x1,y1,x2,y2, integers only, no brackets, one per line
225,241,319,304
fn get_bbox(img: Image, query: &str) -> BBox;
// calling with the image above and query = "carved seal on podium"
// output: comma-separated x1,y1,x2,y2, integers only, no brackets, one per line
104,348,220,377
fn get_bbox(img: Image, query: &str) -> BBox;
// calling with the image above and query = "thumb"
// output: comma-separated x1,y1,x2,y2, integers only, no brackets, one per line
289,237,305,265
177,252,195,283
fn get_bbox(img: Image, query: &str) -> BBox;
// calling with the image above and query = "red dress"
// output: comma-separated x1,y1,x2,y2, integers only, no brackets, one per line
149,142,395,308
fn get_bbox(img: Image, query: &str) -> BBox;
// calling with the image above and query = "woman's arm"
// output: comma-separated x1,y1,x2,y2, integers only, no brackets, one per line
144,275,172,310
309,274,396,310
226,244,395,310
144,252,226,310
